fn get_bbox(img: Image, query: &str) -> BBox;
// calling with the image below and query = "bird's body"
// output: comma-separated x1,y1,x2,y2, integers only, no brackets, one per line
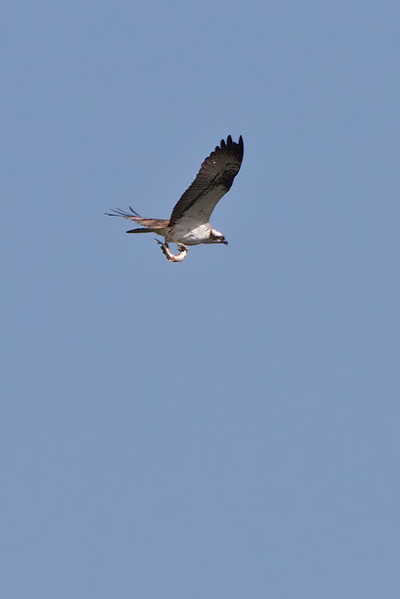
107,135,244,262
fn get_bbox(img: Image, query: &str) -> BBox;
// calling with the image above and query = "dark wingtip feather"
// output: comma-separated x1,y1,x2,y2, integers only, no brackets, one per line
221,135,244,160
106,207,128,217
128,206,142,217
105,207,143,218
219,135,243,153
105,208,126,216
237,135,244,159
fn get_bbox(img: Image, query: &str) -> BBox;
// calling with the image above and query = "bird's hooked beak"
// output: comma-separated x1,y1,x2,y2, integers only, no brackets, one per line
222,239,228,245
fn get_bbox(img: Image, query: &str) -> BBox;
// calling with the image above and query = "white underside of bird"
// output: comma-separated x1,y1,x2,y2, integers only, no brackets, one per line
158,222,226,262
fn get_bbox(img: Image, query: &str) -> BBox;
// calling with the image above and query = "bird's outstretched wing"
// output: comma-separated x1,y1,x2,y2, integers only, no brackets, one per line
105,207,169,233
169,135,244,226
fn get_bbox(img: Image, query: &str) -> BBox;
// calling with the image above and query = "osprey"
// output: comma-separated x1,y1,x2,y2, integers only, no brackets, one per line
107,135,244,262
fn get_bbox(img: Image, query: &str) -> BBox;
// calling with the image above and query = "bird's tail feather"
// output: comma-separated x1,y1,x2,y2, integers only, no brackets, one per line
126,228,153,234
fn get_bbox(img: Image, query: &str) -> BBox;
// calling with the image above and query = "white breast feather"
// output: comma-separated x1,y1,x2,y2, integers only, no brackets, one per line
167,220,211,245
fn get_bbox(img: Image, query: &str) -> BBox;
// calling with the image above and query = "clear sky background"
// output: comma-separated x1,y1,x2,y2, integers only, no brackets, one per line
1,1,399,597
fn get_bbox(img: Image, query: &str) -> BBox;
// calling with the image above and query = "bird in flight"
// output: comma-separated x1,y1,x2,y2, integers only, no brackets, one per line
107,135,244,262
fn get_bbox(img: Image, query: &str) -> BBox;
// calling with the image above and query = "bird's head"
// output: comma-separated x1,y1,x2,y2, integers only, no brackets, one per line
208,229,228,245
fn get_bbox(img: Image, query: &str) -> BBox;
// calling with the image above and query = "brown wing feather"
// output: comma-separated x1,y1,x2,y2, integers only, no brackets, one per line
125,218,169,229
169,135,243,226
106,208,169,229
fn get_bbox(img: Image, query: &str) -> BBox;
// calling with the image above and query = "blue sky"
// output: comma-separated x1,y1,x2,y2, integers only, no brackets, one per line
1,1,400,597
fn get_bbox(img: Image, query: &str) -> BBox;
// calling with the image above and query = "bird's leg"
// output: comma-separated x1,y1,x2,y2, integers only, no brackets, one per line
155,240,188,263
